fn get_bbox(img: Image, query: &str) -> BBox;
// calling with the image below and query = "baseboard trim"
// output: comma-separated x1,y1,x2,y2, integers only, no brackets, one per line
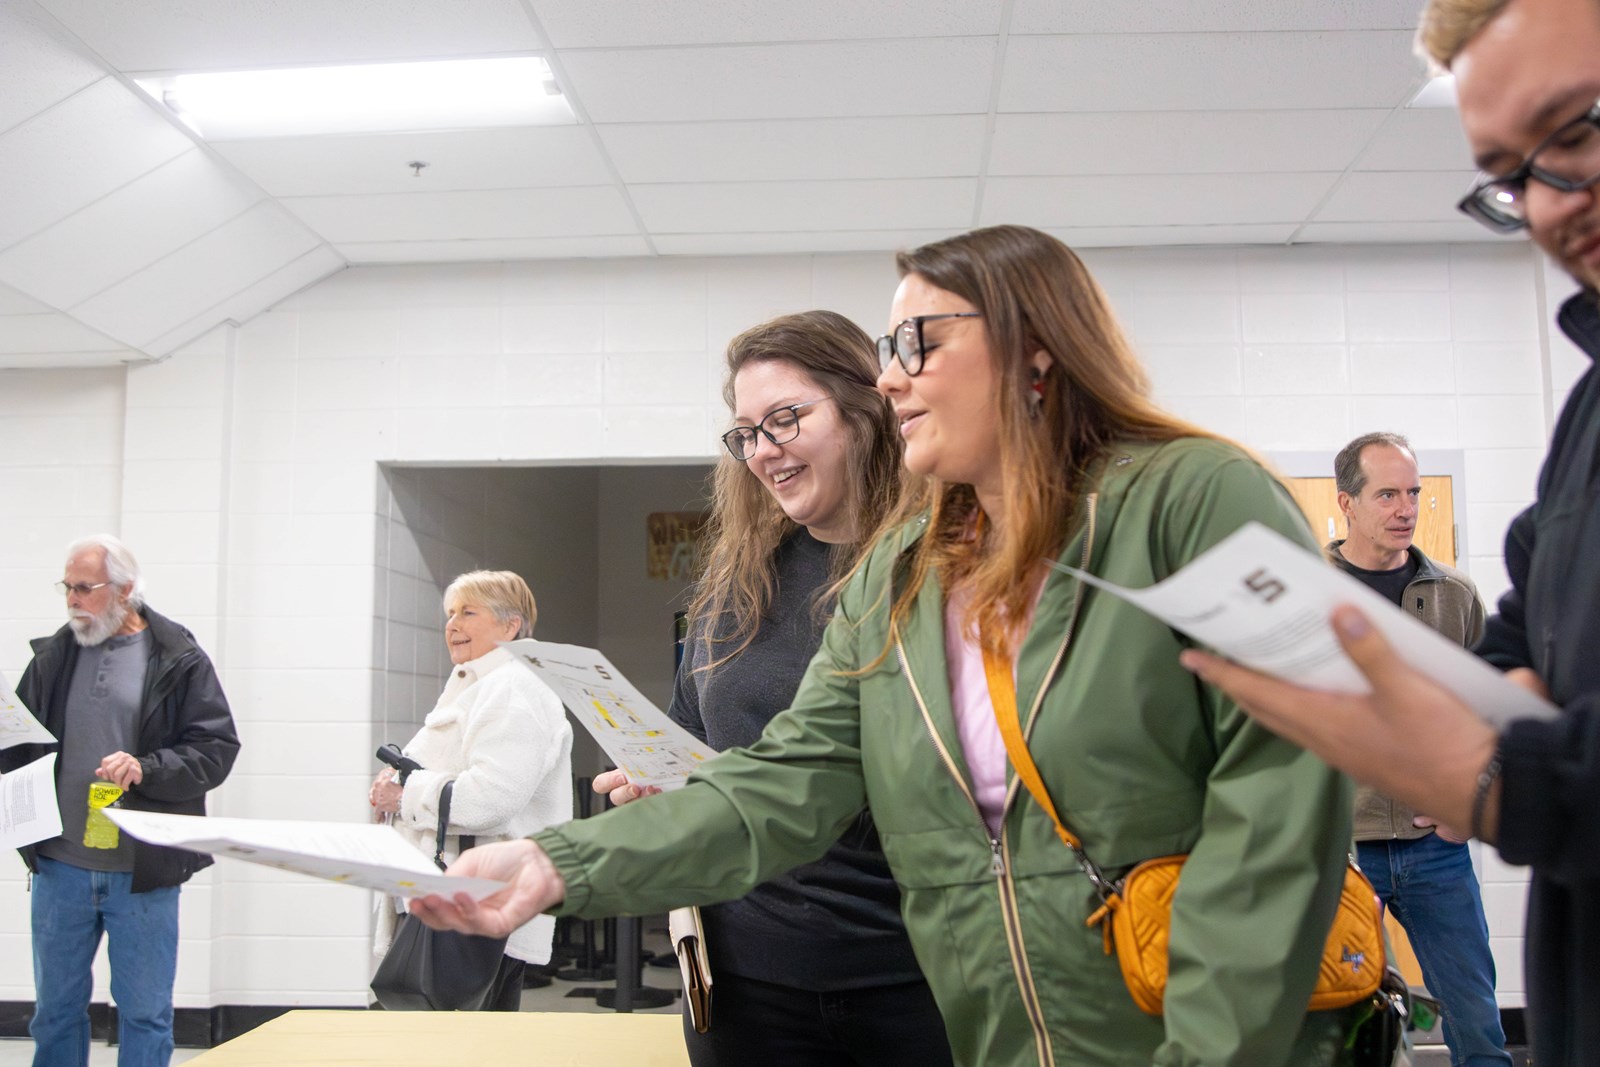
0,1002,367,1048
0,1001,1530,1052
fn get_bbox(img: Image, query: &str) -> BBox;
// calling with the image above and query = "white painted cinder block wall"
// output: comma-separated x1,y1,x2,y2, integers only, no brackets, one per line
0,241,1582,1010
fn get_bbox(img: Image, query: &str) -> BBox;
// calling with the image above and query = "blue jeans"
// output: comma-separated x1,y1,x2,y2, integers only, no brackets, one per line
1357,835,1510,1067
30,856,180,1067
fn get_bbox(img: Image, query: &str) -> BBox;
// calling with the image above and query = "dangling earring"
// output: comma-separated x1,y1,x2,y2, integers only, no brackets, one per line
1028,373,1046,417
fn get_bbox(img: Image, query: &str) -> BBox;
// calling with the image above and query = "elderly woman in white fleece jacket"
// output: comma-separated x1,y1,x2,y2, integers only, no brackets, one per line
369,569,573,1010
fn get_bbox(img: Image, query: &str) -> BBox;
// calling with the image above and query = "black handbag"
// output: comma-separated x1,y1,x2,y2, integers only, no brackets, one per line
1348,965,1434,1067
371,780,508,1011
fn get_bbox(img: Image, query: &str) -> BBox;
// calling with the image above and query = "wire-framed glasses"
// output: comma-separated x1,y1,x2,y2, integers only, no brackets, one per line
1459,96,1600,233
720,398,828,461
875,313,982,376
54,581,111,597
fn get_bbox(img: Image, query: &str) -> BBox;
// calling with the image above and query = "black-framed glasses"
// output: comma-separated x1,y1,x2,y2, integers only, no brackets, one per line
876,313,982,376
55,581,111,597
1459,96,1600,233
720,398,828,461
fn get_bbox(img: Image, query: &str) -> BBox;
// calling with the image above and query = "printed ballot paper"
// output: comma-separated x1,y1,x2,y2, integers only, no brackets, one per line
0,753,62,849
503,638,720,789
1052,521,1557,728
0,676,55,750
104,809,507,901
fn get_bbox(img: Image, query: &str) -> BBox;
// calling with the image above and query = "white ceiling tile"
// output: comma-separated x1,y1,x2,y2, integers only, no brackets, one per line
35,0,543,71
560,39,996,123
337,236,651,262
652,230,961,255
1356,110,1475,171
1314,171,1478,222
0,78,196,251
633,179,977,233
141,245,347,356
72,202,325,347
0,148,264,309
1049,225,1300,247
0,2,105,136
999,32,1421,112
0,282,52,315
1011,0,1419,34
981,174,1338,227
989,111,1387,175
0,311,125,353
1296,221,1500,242
214,127,611,197
535,0,1002,47
599,116,986,183
282,187,638,242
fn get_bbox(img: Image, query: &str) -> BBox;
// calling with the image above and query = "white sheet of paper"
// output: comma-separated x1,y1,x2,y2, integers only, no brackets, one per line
0,675,55,750
1051,521,1558,728
103,809,507,900
0,753,63,849
503,638,720,789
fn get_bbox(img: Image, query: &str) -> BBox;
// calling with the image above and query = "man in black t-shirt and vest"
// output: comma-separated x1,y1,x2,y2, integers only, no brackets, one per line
1327,432,1510,1066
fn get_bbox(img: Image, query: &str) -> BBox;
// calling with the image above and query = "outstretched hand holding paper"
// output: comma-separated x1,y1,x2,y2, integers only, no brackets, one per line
1053,522,1555,727
105,809,507,900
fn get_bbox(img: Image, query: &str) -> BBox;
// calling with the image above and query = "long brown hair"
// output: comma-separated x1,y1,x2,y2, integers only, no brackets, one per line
691,310,901,667
872,225,1222,658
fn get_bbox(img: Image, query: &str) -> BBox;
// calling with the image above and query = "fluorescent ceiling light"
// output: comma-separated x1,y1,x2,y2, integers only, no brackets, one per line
136,57,575,140
1409,74,1457,109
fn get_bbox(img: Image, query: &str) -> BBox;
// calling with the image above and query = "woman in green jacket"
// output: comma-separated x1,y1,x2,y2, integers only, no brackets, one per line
415,225,1356,1067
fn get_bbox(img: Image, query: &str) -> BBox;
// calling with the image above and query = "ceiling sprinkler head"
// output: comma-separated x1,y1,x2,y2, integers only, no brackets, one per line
407,160,429,177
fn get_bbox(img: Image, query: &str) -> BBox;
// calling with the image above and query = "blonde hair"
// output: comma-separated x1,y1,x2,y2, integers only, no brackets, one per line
442,570,537,637
870,225,1226,660
1415,0,1515,70
691,310,901,667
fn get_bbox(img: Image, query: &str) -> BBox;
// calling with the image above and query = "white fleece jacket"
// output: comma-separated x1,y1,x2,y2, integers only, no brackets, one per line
385,645,573,964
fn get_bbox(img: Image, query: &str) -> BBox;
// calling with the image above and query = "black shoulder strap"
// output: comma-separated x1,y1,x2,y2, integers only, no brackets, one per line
430,781,475,870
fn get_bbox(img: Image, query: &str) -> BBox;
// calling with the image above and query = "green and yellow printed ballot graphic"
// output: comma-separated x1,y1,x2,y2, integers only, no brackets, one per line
503,639,719,790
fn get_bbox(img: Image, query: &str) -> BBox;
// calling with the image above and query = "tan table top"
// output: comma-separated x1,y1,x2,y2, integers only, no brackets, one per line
184,1010,691,1066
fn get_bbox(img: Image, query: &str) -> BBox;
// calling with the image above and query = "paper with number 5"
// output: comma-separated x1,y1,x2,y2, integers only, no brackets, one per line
1050,521,1556,728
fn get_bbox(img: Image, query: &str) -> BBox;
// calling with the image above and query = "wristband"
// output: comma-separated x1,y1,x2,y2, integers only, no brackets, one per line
1469,747,1504,842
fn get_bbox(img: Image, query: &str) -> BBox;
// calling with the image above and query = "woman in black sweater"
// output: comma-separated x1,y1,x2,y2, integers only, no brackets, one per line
593,310,952,1066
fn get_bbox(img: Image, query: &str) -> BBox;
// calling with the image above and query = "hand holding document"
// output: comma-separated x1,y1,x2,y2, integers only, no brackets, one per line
104,809,507,900
503,639,719,789
0,753,63,849
1,676,55,749
1052,522,1557,728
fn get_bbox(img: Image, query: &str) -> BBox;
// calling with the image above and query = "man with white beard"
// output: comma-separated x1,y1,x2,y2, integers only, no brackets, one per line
2,535,238,1067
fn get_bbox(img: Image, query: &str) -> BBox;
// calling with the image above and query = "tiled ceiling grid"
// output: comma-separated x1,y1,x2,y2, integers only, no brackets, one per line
0,0,1492,369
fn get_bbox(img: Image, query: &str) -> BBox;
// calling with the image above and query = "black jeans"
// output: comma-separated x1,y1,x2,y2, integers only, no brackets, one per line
684,972,953,1067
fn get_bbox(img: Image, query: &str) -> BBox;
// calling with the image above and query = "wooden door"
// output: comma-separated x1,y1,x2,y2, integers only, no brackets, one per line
1283,476,1457,567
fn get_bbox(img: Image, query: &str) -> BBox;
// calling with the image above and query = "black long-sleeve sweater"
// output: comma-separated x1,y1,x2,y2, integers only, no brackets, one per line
668,529,926,991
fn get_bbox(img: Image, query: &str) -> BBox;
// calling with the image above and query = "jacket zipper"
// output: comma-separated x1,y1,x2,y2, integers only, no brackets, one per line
892,492,1098,1067
897,632,1054,1067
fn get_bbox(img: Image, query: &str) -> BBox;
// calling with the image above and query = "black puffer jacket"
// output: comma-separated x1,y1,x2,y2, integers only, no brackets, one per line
1476,289,1600,1066
3,606,240,892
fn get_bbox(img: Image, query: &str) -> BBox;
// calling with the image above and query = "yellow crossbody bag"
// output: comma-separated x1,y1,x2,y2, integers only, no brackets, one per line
980,646,1385,1016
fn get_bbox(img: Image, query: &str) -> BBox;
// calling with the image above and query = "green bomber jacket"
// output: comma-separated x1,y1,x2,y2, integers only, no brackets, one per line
535,438,1356,1067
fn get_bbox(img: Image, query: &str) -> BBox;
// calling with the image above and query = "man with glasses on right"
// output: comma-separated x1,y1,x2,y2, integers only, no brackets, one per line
1181,0,1600,1063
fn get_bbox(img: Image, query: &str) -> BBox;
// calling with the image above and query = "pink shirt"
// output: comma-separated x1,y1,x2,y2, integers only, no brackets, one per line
943,586,1013,839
